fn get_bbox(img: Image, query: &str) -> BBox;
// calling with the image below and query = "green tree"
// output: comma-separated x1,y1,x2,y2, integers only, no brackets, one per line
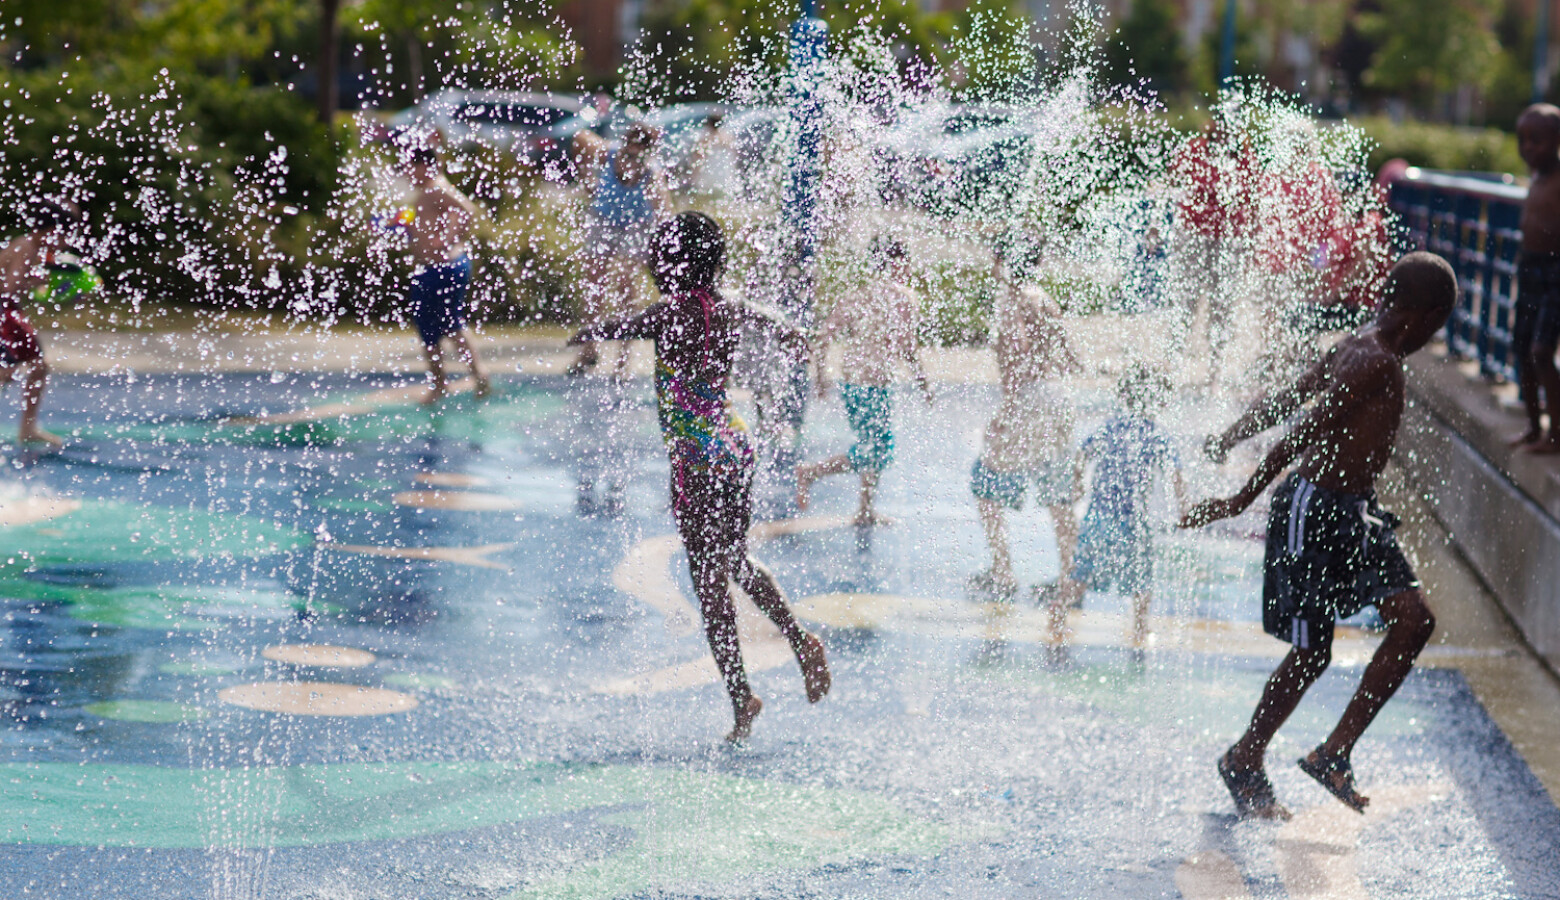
1360,0,1501,113
949,0,1037,101
1103,0,1189,97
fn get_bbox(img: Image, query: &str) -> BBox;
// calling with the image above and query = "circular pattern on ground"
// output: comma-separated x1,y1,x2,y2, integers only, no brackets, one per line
262,644,377,667
85,700,209,724
391,490,520,512
218,682,418,716
383,672,459,690
414,472,491,489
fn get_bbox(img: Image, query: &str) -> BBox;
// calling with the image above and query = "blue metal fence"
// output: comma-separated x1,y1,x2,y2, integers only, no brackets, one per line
1389,169,1527,383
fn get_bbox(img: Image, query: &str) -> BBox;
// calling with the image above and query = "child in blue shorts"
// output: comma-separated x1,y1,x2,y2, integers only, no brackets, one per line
797,238,932,525
1069,365,1185,649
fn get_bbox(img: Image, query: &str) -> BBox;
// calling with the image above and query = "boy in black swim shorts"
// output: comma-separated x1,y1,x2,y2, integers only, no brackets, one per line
1513,104,1560,452
1182,252,1456,820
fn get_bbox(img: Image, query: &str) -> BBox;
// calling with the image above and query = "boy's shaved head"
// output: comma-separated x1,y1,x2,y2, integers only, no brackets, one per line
1381,252,1457,313
1520,103,1560,134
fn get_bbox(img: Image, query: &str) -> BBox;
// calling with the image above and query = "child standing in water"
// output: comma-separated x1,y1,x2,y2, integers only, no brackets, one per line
1183,253,1455,819
796,238,932,525
969,251,1082,601
401,142,492,403
1512,104,1560,452
1068,365,1184,650
0,198,80,447
568,212,830,742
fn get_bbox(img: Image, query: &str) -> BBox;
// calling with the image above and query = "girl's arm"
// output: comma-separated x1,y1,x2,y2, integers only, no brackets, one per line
568,301,670,344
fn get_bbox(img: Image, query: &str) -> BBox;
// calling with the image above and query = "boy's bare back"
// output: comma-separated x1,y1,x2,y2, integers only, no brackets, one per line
0,234,47,300
1292,333,1404,494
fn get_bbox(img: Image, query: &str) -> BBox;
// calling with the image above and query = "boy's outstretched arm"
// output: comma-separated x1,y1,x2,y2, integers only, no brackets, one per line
1204,350,1332,463
1181,350,1393,529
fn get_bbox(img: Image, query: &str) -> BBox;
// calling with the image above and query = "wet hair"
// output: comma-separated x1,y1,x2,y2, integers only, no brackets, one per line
1380,252,1457,314
870,235,906,269
29,197,81,231
653,211,725,290
1117,363,1172,415
1519,103,1560,136
402,144,439,166
624,122,659,148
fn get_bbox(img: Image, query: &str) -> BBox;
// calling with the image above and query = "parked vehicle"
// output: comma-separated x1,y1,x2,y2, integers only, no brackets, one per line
388,90,584,169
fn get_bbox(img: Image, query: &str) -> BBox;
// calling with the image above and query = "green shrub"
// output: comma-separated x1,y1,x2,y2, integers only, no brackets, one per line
1351,116,1522,176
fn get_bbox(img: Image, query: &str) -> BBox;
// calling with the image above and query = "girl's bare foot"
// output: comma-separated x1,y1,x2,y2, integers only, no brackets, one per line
798,632,830,703
19,426,62,448
726,695,763,743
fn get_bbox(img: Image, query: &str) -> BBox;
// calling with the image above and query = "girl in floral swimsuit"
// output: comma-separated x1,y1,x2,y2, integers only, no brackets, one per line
569,212,830,741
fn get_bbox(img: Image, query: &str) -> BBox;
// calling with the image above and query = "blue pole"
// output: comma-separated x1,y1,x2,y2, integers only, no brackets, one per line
783,0,827,325
1218,0,1237,87
1535,0,1551,103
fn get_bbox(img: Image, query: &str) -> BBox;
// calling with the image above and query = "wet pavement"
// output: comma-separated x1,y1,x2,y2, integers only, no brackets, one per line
1,370,1558,899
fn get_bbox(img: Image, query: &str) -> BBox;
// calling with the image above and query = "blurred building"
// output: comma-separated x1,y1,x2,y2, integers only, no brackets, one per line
557,0,645,82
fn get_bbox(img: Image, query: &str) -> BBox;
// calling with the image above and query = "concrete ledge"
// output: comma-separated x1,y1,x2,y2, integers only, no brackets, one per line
1403,349,1560,674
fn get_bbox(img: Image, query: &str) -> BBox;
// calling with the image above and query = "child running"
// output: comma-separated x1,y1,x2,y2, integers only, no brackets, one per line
969,251,1082,601
796,238,932,525
401,141,492,403
568,212,830,742
1182,252,1455,819
0,198,80,447
1068,365,1184,650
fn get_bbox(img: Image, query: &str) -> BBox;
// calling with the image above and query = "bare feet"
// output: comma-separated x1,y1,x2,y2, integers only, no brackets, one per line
726,695,763,743
1523,434,1560,455
18,426,62,448
794,465,816,511
1510,426,1543,447
798,632,831,703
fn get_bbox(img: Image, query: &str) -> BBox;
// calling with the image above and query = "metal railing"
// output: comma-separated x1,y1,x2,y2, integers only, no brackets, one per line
1389,168,1527,383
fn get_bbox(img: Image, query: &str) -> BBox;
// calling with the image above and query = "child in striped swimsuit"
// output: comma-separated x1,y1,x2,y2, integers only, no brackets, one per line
569,212,830,742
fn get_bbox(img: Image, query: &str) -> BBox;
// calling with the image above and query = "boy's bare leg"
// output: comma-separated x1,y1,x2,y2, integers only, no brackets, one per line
795,454,850,511
422,342,450,404
1225,643,1331,775
1529,342,1560,453
449,330,491,398
1130,591,1152,648
1512,354,1543,445
1315,589,1434,764
855,469,890,526
735,556,830,703
1047,503,1085,607
976,498,1016,592
18,361,61,446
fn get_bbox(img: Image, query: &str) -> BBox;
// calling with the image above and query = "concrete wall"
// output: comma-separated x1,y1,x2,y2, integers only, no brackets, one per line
1401,352,1560,674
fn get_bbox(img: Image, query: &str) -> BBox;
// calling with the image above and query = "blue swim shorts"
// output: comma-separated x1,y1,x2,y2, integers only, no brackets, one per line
969,459,1074,510
841,383,894,473
409,254,472,349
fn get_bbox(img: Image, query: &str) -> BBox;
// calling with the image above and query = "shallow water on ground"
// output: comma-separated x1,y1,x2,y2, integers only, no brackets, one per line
0,371,1555,899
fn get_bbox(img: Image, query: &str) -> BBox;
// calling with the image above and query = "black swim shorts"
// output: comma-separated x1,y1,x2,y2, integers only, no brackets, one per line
1262,474,1418,652
1514,252,1560,370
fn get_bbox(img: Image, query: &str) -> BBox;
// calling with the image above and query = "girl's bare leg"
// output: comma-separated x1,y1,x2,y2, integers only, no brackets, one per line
735,555,830,703
690,545,758,741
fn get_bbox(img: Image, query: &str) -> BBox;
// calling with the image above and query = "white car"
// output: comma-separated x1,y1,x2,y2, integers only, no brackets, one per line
388,90,585,166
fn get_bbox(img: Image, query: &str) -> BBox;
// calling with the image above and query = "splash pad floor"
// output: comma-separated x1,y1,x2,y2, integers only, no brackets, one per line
1,368,1557,899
